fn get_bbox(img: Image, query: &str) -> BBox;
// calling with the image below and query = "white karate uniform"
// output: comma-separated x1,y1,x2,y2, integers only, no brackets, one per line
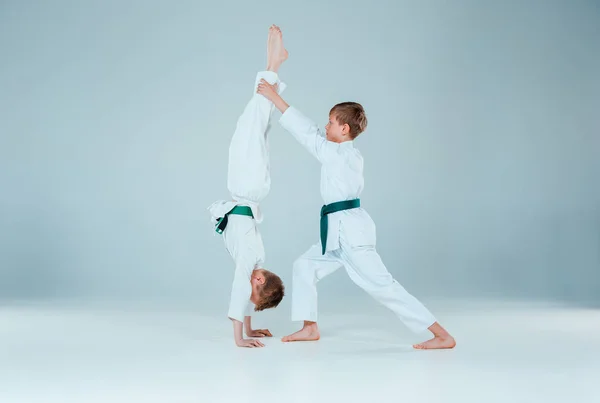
208,71,286,323
279,106,437,333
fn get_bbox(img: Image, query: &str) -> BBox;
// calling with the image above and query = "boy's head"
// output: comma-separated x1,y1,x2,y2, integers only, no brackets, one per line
325,102,368,143
250,269,285,311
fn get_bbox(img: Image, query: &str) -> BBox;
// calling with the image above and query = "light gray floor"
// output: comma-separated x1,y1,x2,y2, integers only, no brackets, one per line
1,298,598,403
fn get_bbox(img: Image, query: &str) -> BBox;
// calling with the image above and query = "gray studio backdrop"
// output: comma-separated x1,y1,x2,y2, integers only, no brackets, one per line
1,0,599,310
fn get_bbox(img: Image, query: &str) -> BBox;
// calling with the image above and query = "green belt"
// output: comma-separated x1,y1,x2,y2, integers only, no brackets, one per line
320,198,360,254
215,205,254,234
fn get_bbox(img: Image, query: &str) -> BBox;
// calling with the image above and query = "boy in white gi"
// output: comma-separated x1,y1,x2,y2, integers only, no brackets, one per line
208,25,287,348
257,79,456,349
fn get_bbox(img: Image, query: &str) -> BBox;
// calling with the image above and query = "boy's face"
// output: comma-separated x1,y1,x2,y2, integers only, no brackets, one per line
250,269,267,303
325,114,350,143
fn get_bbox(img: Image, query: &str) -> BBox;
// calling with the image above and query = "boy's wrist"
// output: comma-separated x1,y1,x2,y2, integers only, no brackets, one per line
273,96,289,113
232,318,245,342
243,316,252,332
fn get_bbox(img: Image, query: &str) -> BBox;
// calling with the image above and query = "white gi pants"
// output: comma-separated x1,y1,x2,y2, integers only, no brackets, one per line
208,70,285,322
291,223,437,334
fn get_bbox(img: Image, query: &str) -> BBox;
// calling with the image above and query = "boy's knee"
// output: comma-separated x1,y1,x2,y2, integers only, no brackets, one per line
350,268,395,290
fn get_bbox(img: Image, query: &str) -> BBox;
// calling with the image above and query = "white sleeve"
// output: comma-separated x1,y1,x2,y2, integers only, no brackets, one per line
245,302,256,316
279,106,337,163
227,262,253,323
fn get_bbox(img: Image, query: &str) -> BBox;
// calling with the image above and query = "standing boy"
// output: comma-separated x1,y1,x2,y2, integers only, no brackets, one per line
256,75,456,349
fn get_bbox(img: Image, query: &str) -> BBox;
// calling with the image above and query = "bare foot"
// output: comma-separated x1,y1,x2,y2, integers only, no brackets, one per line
267,24,288,73
413,335,456,350
282,322,320,342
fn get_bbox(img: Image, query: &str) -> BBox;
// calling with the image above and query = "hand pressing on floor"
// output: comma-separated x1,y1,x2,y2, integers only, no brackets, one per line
232,318,266,348
244,316,273,338
246,329,273,337
236,338,265,348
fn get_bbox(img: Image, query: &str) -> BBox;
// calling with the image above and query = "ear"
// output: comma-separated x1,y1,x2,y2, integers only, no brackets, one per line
342,123,351,136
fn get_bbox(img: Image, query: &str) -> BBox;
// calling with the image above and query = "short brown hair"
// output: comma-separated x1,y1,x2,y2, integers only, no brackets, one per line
254,271,285,311
330,102,368,139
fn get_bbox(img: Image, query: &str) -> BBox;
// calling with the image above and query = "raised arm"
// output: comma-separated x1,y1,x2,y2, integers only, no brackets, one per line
257,80,336,162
